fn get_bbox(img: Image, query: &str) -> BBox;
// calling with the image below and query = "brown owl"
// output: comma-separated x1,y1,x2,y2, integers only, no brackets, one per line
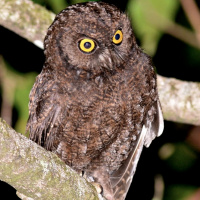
26,2,164,200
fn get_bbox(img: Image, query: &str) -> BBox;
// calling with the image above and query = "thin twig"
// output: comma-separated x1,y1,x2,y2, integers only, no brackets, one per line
180,0,200,43
143,1,200,49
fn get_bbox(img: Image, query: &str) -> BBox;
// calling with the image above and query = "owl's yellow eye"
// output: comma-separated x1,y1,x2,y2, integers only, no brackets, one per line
79,38,95,53
113,30,123,44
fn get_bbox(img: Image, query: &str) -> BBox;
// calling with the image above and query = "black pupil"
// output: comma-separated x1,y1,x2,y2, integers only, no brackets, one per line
84,42,91,49
115,33,120,40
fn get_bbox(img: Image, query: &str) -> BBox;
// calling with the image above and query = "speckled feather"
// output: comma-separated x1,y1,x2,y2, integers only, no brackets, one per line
26,2,164,200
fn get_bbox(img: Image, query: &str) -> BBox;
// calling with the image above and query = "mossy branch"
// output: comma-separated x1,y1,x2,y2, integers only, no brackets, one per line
0,0,55,49
0,118,99,200
157,75,200,125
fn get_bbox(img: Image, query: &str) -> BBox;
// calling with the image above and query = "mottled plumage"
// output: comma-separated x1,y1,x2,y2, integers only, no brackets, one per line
26,2,164,200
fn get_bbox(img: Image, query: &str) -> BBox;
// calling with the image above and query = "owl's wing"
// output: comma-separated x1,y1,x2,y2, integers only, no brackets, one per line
110,100,164,200
26,75,62,150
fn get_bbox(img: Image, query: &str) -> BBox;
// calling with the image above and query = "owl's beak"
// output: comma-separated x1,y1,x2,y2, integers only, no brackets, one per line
98,47,115,71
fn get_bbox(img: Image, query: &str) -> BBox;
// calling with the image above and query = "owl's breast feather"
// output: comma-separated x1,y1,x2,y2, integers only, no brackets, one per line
56,65,153,171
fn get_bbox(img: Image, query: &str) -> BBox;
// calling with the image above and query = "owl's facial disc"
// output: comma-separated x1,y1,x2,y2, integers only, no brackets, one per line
44,2,135,76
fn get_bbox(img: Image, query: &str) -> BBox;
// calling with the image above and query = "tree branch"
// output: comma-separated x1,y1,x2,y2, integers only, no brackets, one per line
157,75,200,125
0,118,99,200
0,0,55,49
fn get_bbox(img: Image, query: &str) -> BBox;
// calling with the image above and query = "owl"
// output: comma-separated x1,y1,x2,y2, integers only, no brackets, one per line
26,2,164,200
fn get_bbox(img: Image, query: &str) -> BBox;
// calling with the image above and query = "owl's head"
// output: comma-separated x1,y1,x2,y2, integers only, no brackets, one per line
44,2,136,77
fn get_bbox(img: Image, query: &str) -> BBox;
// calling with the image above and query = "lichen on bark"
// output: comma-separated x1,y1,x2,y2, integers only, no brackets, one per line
157,75,200,125
0,0,55,49
0,118,99,200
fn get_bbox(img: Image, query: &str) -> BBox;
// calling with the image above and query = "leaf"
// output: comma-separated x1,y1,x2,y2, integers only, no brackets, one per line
164,185,198,200
14,72,38,135
2,62,37,135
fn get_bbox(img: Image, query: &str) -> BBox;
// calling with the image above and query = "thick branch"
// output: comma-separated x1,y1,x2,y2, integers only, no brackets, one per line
1,0,200,126
0,0,55,49
157,75,200,125
0,118,99,200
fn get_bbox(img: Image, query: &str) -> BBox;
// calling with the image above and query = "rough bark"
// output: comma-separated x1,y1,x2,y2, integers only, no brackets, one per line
0,118,99,200
157,75,200,125
0,0,55,49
